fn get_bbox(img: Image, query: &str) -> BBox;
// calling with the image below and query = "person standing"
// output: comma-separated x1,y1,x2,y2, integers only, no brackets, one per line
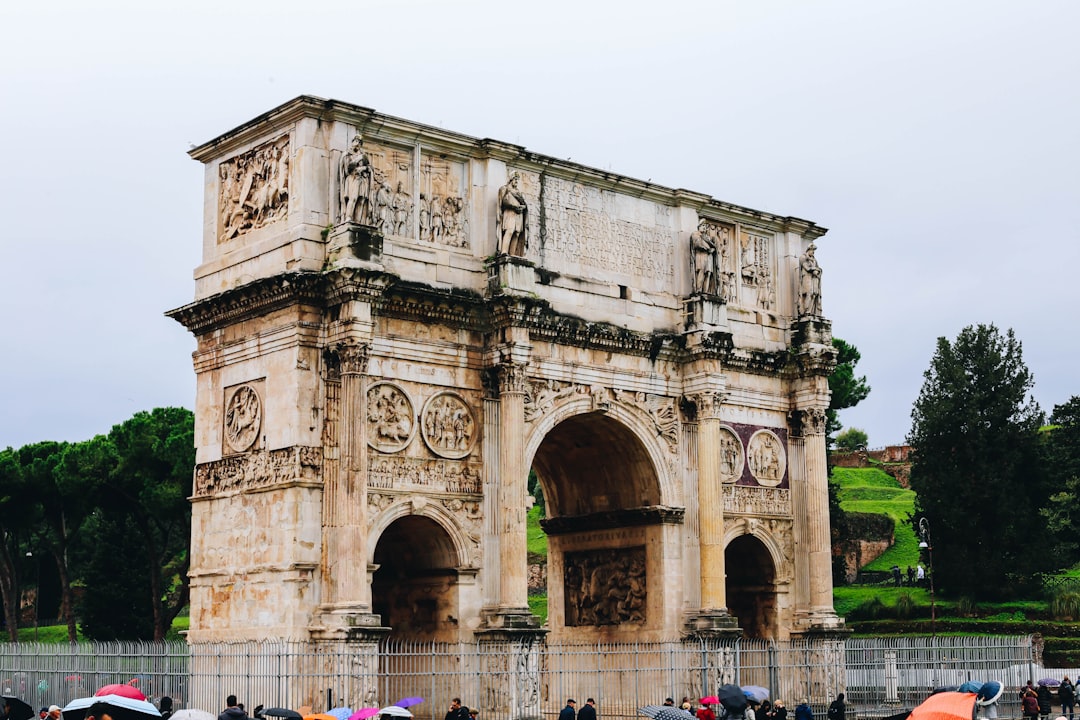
1023,688,1040,720
159,698,174,720
559,699,577,720
826,694,845,720
773,701,788,720
445,699,469,720
1037,683,1053,720
219,696,246,720
1061,677,1075,720
697,701,716,720
794,699,813,720
579,699,597,720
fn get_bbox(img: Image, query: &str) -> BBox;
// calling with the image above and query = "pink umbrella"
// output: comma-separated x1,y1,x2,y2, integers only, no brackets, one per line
348,710,380,720
96,686,147,701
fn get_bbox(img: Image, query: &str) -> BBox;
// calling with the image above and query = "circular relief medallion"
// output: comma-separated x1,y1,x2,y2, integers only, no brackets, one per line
421,391,477,459
224,384,262,453
747,429,787,487
718,426,745,484
366,382,416,453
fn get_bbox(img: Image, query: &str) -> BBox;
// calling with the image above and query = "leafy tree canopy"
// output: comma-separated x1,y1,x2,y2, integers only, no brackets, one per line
1039,397,1080,559
828,338,871,440
836,427,869,452
907,324,1049,599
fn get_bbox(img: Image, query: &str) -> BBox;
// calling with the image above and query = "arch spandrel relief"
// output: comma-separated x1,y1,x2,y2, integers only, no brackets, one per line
421,391,477,459
747,429,786,487
224,383,262,454
218,135,290,242
367,382,416,453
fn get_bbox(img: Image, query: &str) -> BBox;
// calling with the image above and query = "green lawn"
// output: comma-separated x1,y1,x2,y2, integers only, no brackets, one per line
833,467,920,571
527,505,548,556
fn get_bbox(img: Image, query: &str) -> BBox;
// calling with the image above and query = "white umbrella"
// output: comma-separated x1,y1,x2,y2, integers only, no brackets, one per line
378,708,412,718
63,695,162,720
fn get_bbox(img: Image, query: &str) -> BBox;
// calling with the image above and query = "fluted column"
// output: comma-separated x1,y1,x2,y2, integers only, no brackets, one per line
497,361,530,613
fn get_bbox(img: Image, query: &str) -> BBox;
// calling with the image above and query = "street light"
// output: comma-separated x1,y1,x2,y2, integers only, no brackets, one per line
918,517,936,638
25,551,38,641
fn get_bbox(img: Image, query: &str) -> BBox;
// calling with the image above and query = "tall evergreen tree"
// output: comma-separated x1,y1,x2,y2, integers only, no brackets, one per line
907,324,1048,598
1040,397,1080,559
827,338,871,441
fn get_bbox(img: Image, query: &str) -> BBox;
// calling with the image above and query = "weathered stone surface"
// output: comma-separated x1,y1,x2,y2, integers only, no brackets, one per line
170,95,842,645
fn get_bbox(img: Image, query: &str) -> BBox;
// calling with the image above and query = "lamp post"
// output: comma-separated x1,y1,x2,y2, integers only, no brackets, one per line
918,517,936,638
25,551,38,641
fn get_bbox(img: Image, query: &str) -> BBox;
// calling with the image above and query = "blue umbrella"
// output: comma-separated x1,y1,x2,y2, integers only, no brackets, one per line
328,709,353,720
958,682,982,694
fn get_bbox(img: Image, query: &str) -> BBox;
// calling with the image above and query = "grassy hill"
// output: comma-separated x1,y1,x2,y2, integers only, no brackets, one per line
833,466,920,571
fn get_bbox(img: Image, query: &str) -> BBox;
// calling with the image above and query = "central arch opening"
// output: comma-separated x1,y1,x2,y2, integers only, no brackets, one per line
530,410,667,639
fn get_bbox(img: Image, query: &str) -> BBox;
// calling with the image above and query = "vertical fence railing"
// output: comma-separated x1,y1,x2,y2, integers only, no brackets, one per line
0,636,1037,720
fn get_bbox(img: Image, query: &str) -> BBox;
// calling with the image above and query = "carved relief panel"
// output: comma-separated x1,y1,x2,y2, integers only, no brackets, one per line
223,382,263,454
218,135,290,242
367,382,416,453
420,152,469,248
367,142,415,238
747,430,786,487
421,391,477,459
736,229,775,311
564,546,646,626
718,426,744,484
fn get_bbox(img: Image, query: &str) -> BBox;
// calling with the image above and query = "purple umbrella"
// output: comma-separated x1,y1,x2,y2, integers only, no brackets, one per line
1039,679,1061,687
394,700,424,710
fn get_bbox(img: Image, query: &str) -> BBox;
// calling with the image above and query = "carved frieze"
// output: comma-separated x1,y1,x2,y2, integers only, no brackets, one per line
747,430,787,487
723,485,792,516
219,135,290,241
224,384,262,454
612,389,679,453
443,497,483,565
564,547,647,626
368,142,414,237
523,380,586,422
367,455,482,494
718,426,744,484
421,392,477,459
420,153,469,248
194,446,322,497
366,382,415,453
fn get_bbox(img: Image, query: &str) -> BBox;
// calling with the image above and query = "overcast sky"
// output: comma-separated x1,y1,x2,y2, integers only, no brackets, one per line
1,0,1077,450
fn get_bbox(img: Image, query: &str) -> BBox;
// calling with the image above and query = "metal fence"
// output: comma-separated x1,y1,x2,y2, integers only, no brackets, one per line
0,636,1037,720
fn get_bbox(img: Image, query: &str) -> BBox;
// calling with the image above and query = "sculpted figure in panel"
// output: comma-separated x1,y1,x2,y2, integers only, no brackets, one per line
367,382,415,453
219,136,289,240
497,173,528,256
421,392,477,459
747,430,786,487
224,384,262,453
339,135,375,226
798,243,823,316
689,220,719,295
718,426,744,484
421,154,469,248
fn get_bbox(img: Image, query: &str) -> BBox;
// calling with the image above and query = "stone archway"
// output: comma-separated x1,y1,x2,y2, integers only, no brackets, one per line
372,514,460,641
527,408,678,641
725,534,778,639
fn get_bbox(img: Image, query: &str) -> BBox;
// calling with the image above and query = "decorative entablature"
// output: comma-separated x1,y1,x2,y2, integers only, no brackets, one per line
541,506,685,536
167,272,324,336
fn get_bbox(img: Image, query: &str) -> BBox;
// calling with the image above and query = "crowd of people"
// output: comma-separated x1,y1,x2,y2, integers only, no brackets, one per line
1020,677,1076,720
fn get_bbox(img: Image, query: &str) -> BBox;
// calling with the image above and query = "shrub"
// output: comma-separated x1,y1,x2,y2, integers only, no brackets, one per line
850,597,886,620
894,592,915,619
1051,591,1080,621
957,596,978,617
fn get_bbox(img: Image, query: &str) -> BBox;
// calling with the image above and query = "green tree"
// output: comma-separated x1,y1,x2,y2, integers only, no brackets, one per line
828,338,871,441
0,448,38,640
835,427,869,452
95,407,194,641
1040,397,1080,558
907,324,1049,598
78,511,155,640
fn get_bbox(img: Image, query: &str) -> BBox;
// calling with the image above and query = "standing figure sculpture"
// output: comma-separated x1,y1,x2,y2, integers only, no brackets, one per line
339,135,374,225
798,244,822,316
689,220,719,295
496,173,528,256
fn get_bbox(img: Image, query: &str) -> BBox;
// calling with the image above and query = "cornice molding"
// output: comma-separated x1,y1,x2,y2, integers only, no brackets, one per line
166,272,324,335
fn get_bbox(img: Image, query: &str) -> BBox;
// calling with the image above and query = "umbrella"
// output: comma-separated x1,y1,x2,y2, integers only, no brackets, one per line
1039,679,1061,688
2,697,35,720
377,709,412,719
742,688,770,704
172,711,216,720
880,711,912,720
718,685,748,714
328,710,352,720
958,683,982,695
348,711,380,720
700,698,720,706
304,715,338,720
63,695,162,720
393,700,424,710
977,682,1003,706
909,692,976,720
96,686,147,701
638,706,691,720
262,712,302,720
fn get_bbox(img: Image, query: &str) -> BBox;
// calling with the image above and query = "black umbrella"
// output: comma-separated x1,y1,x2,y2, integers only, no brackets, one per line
3,697,35,720
638,706,691,720
718,685,748,714
262,710,302,720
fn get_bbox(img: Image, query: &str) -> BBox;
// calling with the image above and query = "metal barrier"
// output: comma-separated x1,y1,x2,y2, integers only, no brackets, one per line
0,636,1036,720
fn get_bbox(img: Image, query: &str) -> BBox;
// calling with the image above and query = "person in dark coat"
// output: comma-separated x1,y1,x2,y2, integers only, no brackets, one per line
578,699,597,720
159,698,173,720
1061,677,1075,720
1037,684,1053,720
219,696,246,720
826,694,845,720
794,699,812,720
559,700,577,720
444,699,469,720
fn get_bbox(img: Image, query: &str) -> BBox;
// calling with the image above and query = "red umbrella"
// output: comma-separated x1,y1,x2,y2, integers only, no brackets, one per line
700,698,720,706
95,685,147,701
909,692,976,720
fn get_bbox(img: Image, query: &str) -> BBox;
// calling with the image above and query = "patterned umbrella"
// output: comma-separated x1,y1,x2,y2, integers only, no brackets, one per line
328,709,353,720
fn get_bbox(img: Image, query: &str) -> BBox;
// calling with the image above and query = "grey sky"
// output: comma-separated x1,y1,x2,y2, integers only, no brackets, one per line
2,0,1077,449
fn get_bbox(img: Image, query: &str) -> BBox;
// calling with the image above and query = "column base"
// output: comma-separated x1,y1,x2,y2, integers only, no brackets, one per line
309,607,391,642
791,610,850,639
479,607,544,633
684,610,742,639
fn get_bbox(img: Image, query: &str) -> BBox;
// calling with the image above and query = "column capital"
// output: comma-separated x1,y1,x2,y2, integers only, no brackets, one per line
685,391,728,421
788,407,827,437
337,341,371,376
484,361,529,397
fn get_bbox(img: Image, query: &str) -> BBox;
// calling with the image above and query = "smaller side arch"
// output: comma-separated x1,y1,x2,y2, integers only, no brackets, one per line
367,497,474,569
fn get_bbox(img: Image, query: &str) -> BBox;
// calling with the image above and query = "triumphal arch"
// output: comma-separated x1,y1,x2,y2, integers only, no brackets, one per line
169,96,843,650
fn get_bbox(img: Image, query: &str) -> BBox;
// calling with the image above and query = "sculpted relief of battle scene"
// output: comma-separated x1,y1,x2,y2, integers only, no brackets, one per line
218,135,290,241
564,547,647,627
